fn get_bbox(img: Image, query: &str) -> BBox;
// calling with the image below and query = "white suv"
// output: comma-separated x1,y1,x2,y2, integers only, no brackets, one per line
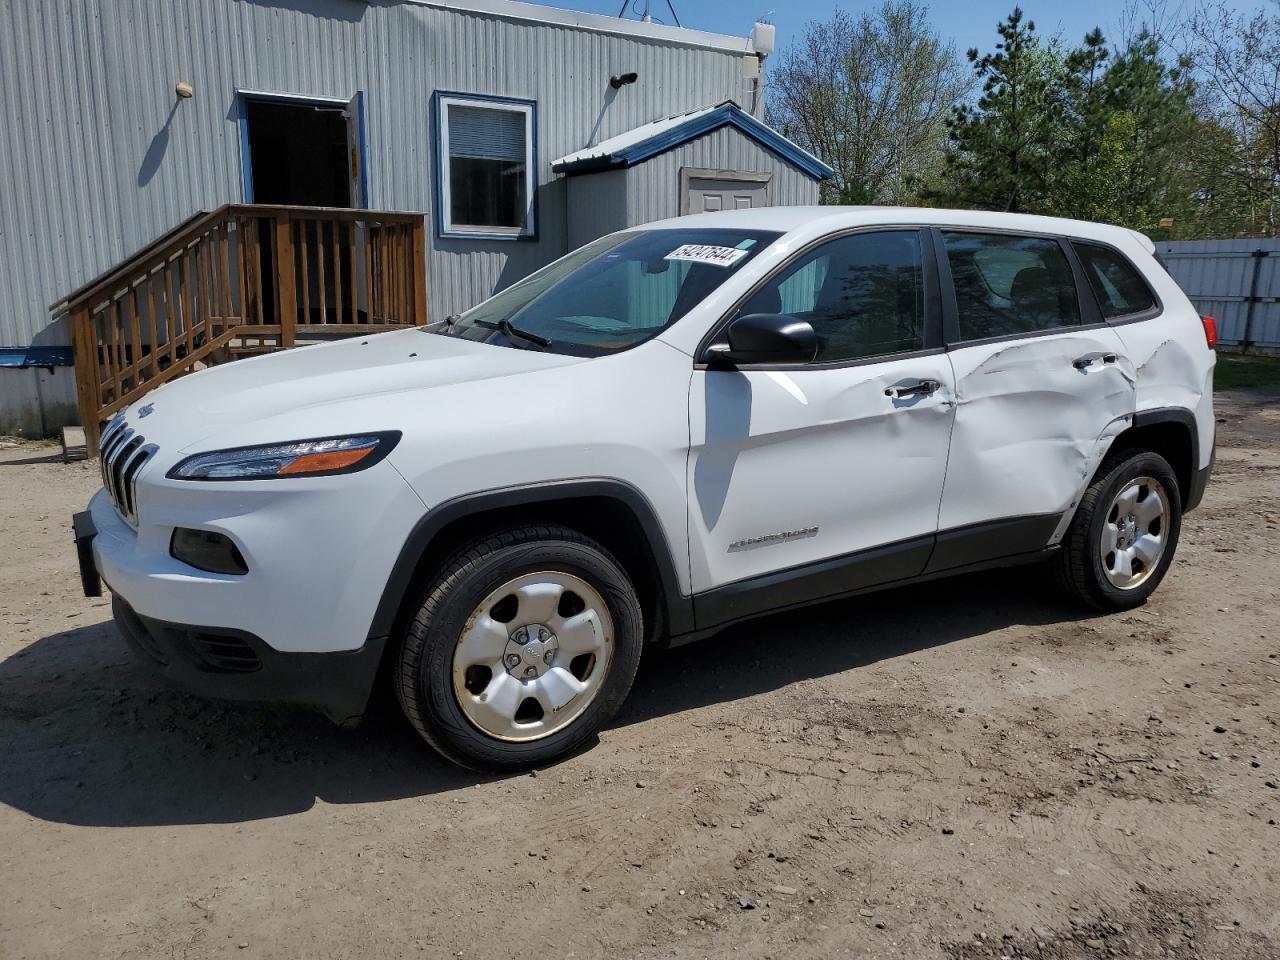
75,207,1216,770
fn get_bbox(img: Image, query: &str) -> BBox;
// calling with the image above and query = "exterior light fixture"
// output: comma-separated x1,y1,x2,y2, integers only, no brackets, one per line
610,72,639,89
175,81,194,98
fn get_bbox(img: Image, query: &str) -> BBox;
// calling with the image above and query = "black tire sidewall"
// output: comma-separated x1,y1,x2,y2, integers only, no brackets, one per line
1081,451,1183,607
411,537,642,770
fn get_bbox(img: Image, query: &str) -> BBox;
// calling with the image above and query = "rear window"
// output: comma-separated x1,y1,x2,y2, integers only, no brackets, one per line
942,231,1081,341
1073,242,1157,318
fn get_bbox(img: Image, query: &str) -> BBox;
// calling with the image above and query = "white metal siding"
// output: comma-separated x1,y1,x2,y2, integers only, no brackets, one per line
624,125,820,224
1156,238,1280,349
0,0,763,351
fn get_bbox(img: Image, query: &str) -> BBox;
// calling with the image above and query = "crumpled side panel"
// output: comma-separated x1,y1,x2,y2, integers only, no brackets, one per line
940,331,1136,534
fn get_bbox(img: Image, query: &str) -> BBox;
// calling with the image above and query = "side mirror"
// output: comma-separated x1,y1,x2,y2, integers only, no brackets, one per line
703,313,818,366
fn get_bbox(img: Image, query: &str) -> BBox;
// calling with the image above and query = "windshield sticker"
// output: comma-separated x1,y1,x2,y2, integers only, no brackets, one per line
665,244,750,268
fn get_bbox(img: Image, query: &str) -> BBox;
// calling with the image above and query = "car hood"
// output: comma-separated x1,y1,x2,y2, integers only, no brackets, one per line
121,330,584,452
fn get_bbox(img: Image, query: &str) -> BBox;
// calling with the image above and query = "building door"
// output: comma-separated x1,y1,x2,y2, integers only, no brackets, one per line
681,169,769,214
240,92,368,324
242,96,352,206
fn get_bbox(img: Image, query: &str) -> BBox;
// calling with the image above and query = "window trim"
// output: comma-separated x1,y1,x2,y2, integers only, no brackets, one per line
1070,239,1164,325
432,91,537,241
694,226,944,370
931,225,1109,350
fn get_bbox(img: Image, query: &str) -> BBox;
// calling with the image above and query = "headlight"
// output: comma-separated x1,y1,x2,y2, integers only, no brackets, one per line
167,432,400,481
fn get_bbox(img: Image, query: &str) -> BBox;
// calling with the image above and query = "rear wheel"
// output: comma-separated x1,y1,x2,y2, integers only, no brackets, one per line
1056,450,1182,611
395,525,643,771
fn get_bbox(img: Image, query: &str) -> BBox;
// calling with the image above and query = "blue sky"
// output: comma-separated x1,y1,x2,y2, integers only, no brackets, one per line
536,0,1261,63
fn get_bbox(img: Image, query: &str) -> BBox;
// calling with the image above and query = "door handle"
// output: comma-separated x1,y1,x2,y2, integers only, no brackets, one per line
1073,353,1118,370
885,378,942,399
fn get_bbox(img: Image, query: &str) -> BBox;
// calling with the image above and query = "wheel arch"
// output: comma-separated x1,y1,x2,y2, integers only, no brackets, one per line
366,480,694,652
1107,407,1201,510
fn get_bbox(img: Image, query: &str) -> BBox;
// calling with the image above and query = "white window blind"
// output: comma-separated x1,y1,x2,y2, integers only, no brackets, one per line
448,105,526,162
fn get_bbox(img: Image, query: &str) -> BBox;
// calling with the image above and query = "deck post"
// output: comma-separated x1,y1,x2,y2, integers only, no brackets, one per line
411,216,428,325
274,214,297,348
70,305,103,456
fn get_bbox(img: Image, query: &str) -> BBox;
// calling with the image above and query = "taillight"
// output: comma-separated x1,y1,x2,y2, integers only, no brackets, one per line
1201,315,1217,349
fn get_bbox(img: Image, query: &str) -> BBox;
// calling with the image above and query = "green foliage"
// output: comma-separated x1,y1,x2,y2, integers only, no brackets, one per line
769,2,1280,236
1214,352,1280,390
768,0,969,205
937,8,1066,212
932,8,1201,231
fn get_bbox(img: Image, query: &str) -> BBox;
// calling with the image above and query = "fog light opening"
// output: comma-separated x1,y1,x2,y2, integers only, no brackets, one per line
170,528,249,575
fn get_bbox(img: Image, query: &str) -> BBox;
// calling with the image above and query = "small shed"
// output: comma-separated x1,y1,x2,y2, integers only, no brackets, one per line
552,102,834,248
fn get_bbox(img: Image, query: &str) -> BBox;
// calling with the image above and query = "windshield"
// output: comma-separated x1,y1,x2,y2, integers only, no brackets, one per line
441,228,781,357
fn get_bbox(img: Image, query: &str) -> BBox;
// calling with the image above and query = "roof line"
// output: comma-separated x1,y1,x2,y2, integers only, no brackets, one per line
552,102,835,181
405,0,758,54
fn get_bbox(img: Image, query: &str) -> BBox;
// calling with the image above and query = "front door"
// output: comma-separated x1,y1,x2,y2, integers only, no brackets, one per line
688,228,956,628
929,228,1136,572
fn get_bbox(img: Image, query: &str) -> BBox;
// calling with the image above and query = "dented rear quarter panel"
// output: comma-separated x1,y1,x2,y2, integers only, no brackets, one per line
1110,237,1216,470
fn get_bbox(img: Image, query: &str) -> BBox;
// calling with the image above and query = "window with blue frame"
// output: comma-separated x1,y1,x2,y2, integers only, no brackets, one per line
435,93,536,239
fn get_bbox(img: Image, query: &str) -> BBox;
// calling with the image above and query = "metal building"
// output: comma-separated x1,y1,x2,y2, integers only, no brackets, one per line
1156,239,1280,352
0,0,832,436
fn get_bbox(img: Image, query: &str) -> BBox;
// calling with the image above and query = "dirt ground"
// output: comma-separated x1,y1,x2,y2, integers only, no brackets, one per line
1,391,1278,960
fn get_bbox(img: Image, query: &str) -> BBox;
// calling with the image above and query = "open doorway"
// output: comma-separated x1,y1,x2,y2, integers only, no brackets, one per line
242,97,356,206
240,92,368,325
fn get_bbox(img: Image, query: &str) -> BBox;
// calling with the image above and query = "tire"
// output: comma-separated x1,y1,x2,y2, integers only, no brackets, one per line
394,524,643,771
1056,449,1183,611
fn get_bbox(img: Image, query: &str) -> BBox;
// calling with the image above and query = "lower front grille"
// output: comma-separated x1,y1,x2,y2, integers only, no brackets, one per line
113,596,264,675
189,633,262,673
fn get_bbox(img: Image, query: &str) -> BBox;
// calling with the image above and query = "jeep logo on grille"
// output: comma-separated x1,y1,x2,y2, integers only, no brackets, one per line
137,402,155,418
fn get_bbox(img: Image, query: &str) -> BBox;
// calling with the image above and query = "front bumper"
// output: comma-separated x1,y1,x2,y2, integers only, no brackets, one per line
111,593,387,725
74,486,406,725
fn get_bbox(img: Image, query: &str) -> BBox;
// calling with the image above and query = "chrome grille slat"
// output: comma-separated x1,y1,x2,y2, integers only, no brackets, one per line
97,417,156,526
121,444,157,520
100,427,133,506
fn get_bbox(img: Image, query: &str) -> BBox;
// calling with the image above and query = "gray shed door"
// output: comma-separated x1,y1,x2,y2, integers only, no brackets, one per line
686,175,767,213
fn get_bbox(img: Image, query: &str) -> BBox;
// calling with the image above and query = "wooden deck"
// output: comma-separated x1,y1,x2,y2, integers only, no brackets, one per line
54,205,427,454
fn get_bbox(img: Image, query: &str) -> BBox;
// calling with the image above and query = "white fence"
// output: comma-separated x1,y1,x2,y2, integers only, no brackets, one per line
1156,238,1280,351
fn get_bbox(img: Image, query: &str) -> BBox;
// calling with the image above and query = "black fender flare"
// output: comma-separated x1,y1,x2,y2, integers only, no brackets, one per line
366,478,695,642
1122,406,1210,512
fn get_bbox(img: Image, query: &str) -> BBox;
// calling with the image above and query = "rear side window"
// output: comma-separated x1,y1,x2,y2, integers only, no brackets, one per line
739,230,927,363
1073,241,1157,318
942,232,1081,341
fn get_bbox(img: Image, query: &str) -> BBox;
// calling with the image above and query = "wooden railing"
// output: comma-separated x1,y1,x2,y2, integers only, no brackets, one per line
56,205,426,454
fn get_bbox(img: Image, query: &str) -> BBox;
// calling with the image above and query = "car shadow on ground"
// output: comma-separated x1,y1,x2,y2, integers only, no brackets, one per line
0,566,1091,828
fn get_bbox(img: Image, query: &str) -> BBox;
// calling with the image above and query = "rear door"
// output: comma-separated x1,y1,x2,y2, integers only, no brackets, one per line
688,228,956,626
930,228,1136,572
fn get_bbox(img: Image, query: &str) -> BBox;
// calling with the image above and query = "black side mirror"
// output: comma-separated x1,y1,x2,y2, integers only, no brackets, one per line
703,313,818,366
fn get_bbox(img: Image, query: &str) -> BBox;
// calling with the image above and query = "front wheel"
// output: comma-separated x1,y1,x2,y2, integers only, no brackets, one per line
1056,449,1183,611
395,525,643,771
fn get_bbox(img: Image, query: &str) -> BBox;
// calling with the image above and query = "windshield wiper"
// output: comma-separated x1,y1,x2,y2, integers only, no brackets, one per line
499,318,552,349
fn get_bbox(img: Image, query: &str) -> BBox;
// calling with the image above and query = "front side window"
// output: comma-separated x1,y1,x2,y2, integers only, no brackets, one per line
444,228,780,357
436,94,535,238
1073,241,1157,318
738,230,928,363
943,232,1081,341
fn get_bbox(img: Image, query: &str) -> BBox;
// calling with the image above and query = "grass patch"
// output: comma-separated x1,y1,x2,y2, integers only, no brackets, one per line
1214,352,1280,390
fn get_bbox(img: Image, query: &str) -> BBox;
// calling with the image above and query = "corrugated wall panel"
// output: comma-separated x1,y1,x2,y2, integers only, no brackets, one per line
622,125,821,225
1157,238,1280,348
0,0,763,354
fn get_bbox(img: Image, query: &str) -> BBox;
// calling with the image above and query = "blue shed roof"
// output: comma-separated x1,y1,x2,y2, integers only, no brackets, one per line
551,102,834,181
